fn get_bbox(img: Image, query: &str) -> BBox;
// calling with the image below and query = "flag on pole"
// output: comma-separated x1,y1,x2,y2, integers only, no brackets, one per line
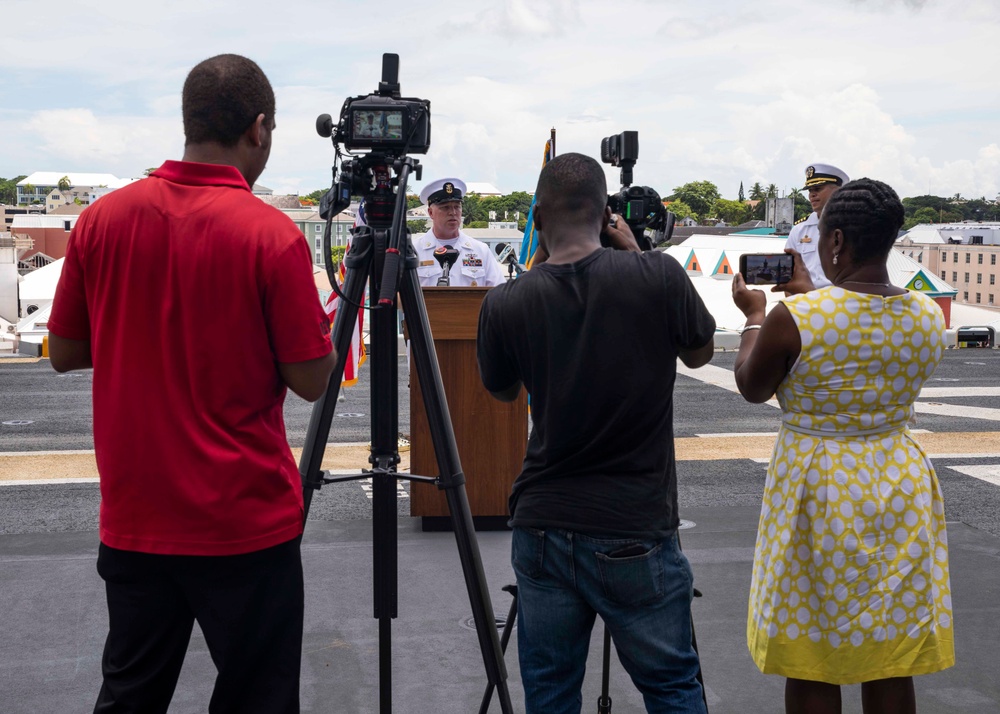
323,206,367,386
519,129,556,270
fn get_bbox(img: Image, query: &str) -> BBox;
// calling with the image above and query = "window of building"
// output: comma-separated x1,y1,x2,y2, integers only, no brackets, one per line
942,252,947,262
953,272,958,282
978,254,984,264
315,237,321,249
992,275,996,285
917,252,923,263
953,253,958,263
963,291,969,300
966,253,971,263
315,224,322,233
977,274,982,284
976,293,981,303
992,255,997,265
971,236,984,245
964,272,969,282
990,294,995,305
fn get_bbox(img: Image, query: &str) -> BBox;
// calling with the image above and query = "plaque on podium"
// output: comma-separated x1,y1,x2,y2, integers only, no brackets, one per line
408,287,528,530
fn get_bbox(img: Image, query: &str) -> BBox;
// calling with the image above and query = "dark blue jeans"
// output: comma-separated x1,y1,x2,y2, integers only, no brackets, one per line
512,527,706,714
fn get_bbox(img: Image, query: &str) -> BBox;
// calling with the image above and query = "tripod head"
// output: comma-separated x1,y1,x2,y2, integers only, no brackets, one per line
433,245,460,286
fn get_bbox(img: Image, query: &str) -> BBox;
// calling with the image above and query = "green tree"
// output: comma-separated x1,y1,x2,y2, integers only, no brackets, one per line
462,193,488,224
22,183,35,204
57,176,71,193
665,200,696,222
406,219,428,234
765,183,779,199
304,189,327,203
903,206,940,230
749,182,765,201
668,181,720,219
0,175,27,205
143,167,158,177
738,182,745,202
713,198,751,225
406,194,422,210
792,194,811,222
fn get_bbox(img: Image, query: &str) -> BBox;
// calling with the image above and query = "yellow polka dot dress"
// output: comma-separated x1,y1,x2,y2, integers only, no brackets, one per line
747,286,955,684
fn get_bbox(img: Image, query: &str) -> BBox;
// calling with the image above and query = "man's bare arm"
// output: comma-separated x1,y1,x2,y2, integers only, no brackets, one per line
49,334,93,372
278,351,337,402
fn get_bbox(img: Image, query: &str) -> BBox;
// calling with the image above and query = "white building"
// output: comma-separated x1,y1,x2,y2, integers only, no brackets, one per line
17,172,126,206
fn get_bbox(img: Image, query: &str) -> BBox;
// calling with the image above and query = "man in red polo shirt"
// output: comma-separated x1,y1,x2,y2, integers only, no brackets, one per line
48,54,335,713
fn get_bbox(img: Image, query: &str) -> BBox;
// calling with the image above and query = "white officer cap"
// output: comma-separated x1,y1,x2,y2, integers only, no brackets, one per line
803,163,849,190
420,178,466,206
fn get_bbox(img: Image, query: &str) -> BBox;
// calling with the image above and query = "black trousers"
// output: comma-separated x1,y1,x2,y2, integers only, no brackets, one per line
94,536,304,714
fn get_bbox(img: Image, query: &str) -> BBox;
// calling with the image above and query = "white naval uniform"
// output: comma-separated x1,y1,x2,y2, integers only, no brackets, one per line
784,212,831,289
412,230,505,287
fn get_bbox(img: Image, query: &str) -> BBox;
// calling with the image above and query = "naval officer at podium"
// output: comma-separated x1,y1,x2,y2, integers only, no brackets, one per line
413,177,505,287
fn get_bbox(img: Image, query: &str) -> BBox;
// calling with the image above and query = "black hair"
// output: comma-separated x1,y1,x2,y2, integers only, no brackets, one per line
536,153,608,225
182,54,275,147
820,178,905,263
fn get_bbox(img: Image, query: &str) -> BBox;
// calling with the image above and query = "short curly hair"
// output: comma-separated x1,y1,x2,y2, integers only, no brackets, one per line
819,178,905,263
182,54,275,147
536,153,608,225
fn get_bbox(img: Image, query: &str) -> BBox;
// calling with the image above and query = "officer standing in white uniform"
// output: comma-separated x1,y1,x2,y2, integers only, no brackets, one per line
785,163,849,288
413,178,505,287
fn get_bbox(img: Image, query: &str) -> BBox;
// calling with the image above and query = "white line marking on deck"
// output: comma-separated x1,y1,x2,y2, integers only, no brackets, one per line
947,464,1000,486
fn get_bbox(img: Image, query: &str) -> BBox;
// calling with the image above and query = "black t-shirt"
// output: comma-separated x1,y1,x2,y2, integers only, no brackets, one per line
477,248,716,537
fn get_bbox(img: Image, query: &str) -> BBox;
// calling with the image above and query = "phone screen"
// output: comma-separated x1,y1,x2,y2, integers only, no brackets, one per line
740,253,794,285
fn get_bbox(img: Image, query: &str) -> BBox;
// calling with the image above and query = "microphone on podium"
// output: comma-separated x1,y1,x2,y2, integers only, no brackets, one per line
433,246,460,286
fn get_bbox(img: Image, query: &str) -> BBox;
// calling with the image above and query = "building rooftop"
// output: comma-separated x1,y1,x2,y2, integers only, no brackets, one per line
18,172,126,187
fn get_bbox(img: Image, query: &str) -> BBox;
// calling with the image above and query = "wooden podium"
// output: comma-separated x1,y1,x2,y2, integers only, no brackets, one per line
408,287,528,530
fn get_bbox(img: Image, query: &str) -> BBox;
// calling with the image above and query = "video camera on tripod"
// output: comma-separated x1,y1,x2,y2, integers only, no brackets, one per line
316,55,430,226
600,130,675,251
302,54,514,713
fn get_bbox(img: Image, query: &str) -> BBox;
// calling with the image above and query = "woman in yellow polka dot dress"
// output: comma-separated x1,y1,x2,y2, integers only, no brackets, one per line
731,178,954,714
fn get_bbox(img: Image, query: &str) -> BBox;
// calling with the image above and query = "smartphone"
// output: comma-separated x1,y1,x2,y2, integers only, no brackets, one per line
739,253,794,286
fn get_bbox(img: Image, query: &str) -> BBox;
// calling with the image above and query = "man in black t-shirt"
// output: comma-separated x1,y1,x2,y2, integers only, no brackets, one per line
477,153,715,713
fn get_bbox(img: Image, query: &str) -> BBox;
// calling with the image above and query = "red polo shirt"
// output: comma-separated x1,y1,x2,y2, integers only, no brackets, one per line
48,161,332,555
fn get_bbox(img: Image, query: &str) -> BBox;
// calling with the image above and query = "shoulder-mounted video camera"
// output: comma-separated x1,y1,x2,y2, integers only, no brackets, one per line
600,130,674,251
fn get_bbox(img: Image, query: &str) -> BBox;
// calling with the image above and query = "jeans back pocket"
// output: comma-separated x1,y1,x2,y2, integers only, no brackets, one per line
595,543,665,607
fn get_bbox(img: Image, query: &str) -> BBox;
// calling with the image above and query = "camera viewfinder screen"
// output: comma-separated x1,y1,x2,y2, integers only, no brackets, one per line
352,110,404,141
743,253,794,285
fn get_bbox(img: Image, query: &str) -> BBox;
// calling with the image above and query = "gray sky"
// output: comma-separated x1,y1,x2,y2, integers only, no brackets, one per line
2,0,998,201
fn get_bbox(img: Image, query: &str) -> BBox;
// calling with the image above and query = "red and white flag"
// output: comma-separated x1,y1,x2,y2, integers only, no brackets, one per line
324,228,367,386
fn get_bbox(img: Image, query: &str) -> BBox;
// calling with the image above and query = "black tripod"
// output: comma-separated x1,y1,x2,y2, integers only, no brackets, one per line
298,156,513,713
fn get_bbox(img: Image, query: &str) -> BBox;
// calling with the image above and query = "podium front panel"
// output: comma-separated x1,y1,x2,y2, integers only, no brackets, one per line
409,287,528,519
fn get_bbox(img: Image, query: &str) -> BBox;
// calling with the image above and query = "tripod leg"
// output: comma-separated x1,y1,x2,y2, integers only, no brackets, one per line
478,585,518,714
398,269,513,714
369,235,402,713
598,626,612,713
299,236,374,521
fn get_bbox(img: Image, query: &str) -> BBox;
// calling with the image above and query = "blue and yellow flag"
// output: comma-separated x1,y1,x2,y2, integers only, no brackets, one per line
519,130,556,269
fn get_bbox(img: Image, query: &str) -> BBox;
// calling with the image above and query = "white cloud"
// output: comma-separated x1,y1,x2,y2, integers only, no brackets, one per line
1,0,998,203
